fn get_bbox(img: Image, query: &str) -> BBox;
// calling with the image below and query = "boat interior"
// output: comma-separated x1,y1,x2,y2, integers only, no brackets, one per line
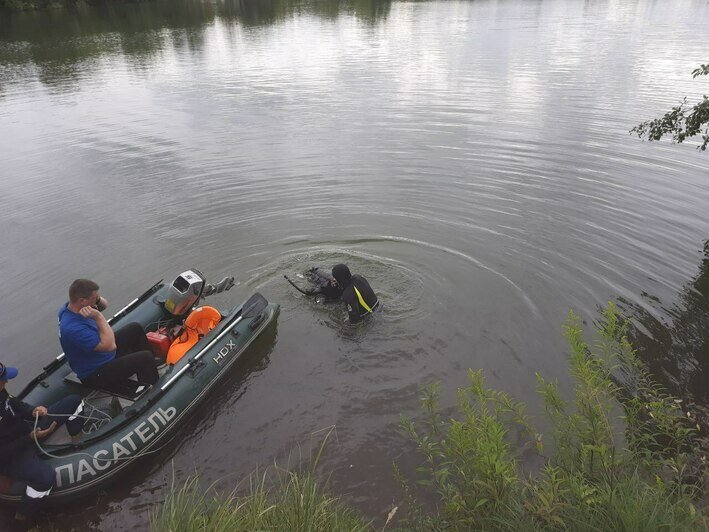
42,305,226,446
38,271,240,446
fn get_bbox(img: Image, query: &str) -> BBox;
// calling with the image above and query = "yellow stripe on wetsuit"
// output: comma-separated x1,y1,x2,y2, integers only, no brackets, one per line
353,286,373,313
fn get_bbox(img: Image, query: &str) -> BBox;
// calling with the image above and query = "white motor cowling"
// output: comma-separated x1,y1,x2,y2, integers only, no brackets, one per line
164,269,206,316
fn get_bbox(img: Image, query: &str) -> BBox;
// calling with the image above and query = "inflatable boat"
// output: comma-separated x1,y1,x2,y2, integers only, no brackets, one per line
0,269,279,503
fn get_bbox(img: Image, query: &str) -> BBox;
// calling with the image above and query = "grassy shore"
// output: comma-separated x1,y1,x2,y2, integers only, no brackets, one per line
152,303,709,531
150,471,372,532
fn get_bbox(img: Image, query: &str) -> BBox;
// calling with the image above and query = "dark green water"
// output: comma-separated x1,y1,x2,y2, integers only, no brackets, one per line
1,0,708,528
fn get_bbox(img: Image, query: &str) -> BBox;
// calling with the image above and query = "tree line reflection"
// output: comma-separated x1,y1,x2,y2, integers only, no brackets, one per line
0,0,393,91
619,241,709,404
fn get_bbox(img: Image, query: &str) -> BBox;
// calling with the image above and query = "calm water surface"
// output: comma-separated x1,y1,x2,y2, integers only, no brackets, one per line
1,0,709,528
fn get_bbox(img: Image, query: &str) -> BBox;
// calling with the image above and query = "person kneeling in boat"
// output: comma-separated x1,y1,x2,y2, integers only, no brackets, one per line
331,264,380,323
58,279,159,390
0,362,85,523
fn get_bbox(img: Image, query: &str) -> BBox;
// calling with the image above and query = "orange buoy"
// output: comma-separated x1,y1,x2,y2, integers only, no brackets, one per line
166,306,222,364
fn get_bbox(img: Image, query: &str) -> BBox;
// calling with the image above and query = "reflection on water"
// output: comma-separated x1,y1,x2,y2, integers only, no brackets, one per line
0,0,390,81
619,241,709,403
0,0,393,92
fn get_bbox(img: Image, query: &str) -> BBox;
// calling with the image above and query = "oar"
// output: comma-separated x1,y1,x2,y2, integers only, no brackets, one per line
160,292,269,392
284,274,310,295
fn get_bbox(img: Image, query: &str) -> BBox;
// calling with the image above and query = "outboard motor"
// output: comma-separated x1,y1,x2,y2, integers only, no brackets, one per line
164,269,206,316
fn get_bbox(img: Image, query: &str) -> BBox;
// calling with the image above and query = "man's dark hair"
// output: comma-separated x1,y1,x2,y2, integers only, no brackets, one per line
69,279,99,302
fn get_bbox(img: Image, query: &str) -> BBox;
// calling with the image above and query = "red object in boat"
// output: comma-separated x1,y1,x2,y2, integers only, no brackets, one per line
146,331,172,359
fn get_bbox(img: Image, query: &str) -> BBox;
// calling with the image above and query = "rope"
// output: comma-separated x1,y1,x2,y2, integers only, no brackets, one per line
32,411,169,462
80,402,112,434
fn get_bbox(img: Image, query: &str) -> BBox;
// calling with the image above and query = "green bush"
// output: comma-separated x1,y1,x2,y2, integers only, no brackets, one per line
397,303,707,531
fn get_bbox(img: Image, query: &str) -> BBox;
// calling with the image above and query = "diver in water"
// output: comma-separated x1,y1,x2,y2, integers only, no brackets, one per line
285,264,379,323
331,263,379,323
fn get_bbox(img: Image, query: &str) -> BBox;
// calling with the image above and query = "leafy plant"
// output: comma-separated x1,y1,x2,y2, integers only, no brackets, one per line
631,63,709,151
397,303,708,531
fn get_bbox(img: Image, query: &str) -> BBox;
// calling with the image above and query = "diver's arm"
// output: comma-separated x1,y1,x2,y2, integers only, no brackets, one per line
342,289,362,323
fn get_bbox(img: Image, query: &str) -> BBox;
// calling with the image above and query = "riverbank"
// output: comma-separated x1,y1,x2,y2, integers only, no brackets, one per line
151,304,709,531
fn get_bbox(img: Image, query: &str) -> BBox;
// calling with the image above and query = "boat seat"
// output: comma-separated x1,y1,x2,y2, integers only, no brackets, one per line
63,372,151,401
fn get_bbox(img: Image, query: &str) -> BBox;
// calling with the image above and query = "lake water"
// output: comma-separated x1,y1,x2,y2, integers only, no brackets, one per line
1,0,708,528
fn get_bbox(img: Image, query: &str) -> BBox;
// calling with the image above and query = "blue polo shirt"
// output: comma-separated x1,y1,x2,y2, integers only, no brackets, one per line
58,303,116,380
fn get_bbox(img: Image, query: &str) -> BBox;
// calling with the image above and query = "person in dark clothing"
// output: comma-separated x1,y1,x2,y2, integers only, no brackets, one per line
284,267,344,301
331,263,379,323
0,362,85,523
58,279,158,390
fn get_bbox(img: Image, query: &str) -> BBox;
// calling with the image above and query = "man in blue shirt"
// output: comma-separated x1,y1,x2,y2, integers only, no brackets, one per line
58,279,158,389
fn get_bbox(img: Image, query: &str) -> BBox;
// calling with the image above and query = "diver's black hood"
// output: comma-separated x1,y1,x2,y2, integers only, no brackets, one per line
332,263,352,287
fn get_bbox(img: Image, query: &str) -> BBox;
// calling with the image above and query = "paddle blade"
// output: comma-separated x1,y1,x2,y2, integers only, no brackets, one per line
241,292,269,318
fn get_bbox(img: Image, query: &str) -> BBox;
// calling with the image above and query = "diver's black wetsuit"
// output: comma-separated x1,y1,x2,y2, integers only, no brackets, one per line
341,275,379,323
332,264,379,323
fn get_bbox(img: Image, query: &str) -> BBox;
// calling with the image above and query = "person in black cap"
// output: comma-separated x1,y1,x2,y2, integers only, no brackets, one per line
0,362,85,523
331,264,379,323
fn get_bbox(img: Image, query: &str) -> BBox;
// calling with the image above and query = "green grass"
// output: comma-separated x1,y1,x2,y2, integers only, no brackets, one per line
151,428,373,532
153,303,709,531
151,470,372,532
396,303,708,531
